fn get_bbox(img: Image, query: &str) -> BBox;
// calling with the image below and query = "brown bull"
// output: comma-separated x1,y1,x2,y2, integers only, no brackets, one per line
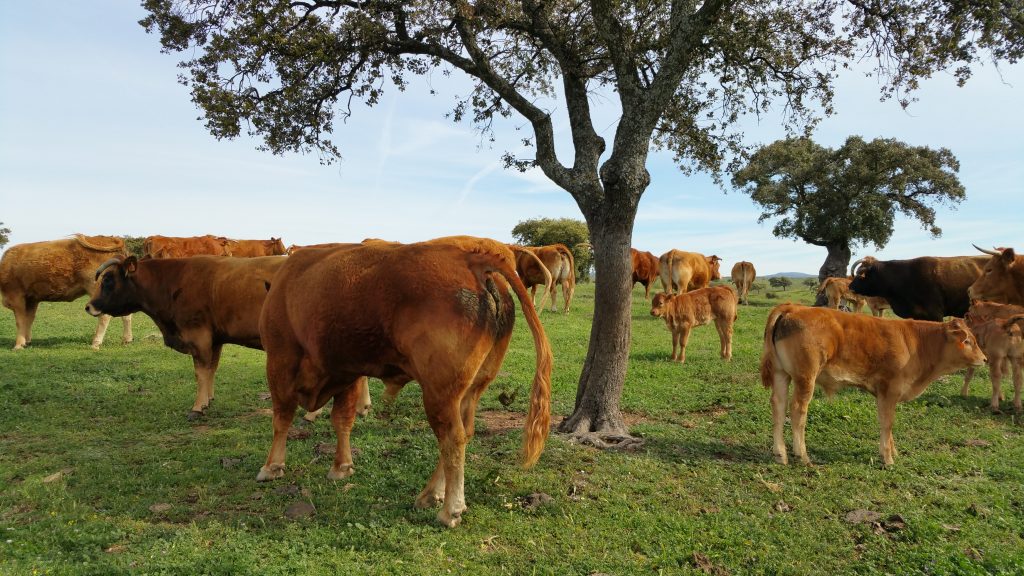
730,261,756,305
631,248,660,300
761,304,986,467
84,255,370,420
142,235,234,259
257,237,552,528
513,244,574,313
650,285,737,363
0,234,133,350
230,237,286,257
970,246,1024,305
658,249,721,294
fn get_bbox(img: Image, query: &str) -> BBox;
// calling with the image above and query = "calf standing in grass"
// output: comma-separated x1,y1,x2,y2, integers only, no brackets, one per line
650,285,737,363
962,313,1024,416
760,304,986,467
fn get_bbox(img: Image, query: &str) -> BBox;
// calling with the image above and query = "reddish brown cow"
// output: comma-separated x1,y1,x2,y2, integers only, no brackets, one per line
650,285,737,363
969,246,1024,305
513,244,574,313
658,250,721,294
286,242,349,255
142,235,234,259
960,313,1024,416
730,261,756,305
0,234,133,350
631,248,660,300
761,304,986,467
230,238,286,257
257,237,552,528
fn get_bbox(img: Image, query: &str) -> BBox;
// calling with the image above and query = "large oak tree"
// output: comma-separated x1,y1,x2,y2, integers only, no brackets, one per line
141,0,1021,443
732,136,966,284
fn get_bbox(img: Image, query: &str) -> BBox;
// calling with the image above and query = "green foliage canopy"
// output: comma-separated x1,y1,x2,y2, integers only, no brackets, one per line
0,222,10,250
769,276,792,290
512,217,593,281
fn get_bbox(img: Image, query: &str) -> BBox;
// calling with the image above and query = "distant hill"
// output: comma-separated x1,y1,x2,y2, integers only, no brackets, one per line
763,271,816,279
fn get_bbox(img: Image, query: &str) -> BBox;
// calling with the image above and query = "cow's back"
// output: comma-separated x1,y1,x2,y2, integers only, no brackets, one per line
1,236,124,302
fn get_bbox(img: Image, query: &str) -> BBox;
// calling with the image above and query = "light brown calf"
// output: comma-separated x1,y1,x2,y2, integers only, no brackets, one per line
761,304,986,467
960,316,1024,416
650,285,737,363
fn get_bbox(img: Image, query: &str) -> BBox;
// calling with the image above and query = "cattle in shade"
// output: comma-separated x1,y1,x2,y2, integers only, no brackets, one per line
761,304,985,467
849,255,988,320
969,246,1024,305
513,244,574,313
85,255,371,419
142,235,234,259
658,250,721,294
730,261,756,305
0,234,133,350
230,238,286,257
257,237,552,528
650,285,737,363
631,248,660,300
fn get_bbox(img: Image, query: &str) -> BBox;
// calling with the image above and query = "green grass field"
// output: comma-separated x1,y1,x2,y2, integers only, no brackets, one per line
2,281,1023,575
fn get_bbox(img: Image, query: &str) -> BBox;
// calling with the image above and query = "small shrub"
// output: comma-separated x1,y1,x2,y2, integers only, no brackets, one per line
766,291,778,299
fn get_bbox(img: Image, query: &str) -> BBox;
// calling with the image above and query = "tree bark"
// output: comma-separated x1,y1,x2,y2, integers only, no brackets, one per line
813,241,852,306
557,201,638,443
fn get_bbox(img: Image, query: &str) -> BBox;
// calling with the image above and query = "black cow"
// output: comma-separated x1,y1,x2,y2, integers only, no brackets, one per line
849,255,989,321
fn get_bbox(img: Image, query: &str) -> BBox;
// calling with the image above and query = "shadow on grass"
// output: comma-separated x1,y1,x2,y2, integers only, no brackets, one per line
2,336,94,349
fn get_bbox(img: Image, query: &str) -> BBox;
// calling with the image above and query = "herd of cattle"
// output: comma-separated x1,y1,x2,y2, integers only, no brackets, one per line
1,233,1022,526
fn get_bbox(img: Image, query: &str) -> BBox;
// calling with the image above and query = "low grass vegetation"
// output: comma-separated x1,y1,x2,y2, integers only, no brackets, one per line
1,279,1022,574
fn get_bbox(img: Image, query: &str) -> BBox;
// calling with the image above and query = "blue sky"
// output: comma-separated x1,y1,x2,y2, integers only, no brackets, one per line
1,2,1021,275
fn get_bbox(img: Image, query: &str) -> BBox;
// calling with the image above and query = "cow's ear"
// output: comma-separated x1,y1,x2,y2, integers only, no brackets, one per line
124,256,138,276
1003,248,1016,265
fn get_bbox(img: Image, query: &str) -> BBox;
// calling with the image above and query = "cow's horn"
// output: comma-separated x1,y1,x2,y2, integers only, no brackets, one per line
850,257,867,275
94,258,123,280
973,244,1001,256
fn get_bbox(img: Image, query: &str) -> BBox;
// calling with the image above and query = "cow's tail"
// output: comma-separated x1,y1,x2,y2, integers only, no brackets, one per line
489,253,552,468
510,245,552,312
760,305,789,389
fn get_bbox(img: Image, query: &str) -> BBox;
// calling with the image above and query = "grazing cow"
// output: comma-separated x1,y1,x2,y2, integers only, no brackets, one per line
849,255,989,320
730,261,756,305
969,246,1024,305
84,255,372,420
631,248,661,300
0,234,133,350
760,304,986,467
649,285,737,363
960,313,1024,416
817,276,867,311
658,250,721,294
142,235,234,259
230,238,287,257
513,244,574,313
257,237,552,528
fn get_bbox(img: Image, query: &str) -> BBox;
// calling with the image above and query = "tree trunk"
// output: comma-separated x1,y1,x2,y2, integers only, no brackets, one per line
813,241,852,306
557,205,637,442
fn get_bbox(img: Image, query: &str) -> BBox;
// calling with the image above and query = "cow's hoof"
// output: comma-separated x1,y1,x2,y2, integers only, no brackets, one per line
990,406,1003,415
356,403,372,417
773,452,788,465
256,464,285,482
327,464,354,480
415,492,443,510
437,510,462,528
90,343,101,351
123,338,133,345
186,410,204,421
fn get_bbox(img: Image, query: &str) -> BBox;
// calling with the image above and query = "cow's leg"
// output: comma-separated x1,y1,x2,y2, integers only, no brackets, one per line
420,394,469,528
876,395,898,467
669,326,680,361
989,357,1004,414
327,378,363,480
1011,360,1022,420
644,282,651,300
91,314,112,350
257,353,302,482
549,282,559,313
188,342,222,419
529,285,538,307
11,297,36,349
715,317,733,360
256,401,297,481
1000,357,1009,401
677,324,692,364
789,376,815,465
121,314,133,344
770,369,790,465
961,367,975,397
355,376,372,417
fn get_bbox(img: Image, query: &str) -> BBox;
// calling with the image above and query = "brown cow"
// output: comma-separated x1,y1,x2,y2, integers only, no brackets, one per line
960,313,1024,416
0,234,133,350
761,304,986,467
84,254,371,420
730,261,756,305
961,301,1024,412
257,237,552,528
817,276,888,316
286,242,349,255
658,250,721,294
650,285,737,363
513,244,574,313
230,238,286,257
969,246,1024,305
631,248,660,300
142,235,234,259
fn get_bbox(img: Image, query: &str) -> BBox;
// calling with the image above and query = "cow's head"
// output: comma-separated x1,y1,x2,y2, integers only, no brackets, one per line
650,293,674,317
86,257,142,318
969,245,1020,303
706,255,722,280
269,237,286,255
943,317,987,367
848,256,881,296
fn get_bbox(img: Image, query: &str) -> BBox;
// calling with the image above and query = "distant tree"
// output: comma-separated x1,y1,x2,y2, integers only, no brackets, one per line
512,218,593,281
751,282,765,294
733,136,965,287
769,277,792,291
0,222,10,250
803,277,819,290
122,236,147,259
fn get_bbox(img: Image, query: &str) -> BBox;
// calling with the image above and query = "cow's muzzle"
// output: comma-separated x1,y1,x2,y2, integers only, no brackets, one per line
85,302,102,317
